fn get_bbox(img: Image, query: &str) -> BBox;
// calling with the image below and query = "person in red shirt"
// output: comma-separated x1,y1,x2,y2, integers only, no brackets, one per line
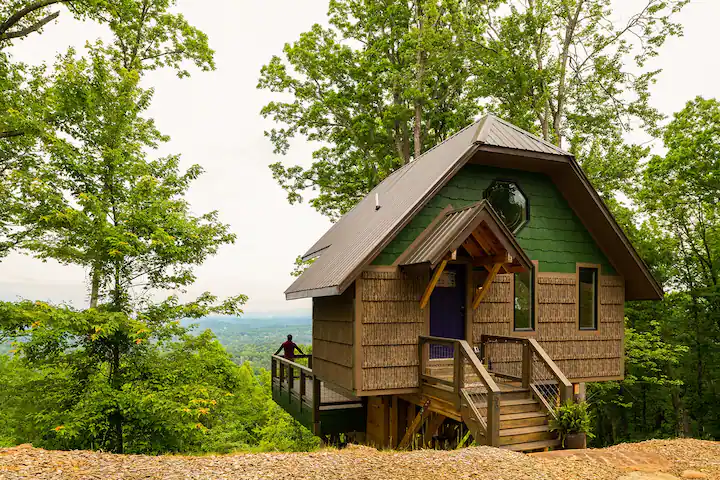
275,334,303,360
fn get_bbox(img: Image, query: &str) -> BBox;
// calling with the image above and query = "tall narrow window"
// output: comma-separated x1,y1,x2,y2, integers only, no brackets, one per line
514,269,534,330
579,267,598,330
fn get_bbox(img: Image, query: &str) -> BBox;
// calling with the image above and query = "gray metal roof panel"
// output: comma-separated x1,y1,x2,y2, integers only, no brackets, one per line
286,119,483,297
287,115,573,298
402,205,478,266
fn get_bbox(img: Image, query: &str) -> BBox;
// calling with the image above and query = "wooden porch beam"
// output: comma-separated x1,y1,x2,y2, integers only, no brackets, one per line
420,259,448,309
472,262,503,309
473,252,512,267
399,399,432,449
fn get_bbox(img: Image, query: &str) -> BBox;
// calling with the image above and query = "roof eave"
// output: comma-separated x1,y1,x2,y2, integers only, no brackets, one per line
285,285,342,301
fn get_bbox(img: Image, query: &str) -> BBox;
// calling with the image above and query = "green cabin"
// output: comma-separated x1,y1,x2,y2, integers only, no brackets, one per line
271,115,661,451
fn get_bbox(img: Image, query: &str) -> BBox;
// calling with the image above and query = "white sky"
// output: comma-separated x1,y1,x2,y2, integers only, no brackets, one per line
1,0,718,314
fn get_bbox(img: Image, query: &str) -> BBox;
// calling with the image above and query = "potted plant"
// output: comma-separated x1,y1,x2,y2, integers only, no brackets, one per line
549,401,594,449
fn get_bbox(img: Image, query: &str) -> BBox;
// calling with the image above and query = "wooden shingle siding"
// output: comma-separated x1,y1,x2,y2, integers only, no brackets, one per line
472,271,625,381
313,357,354,390
472,274,512,342
362,345,418,368
359,269,426,391
312,287,354,391
363,366,419,390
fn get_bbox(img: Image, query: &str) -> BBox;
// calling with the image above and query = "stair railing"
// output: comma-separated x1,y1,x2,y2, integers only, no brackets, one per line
526,338,573,419
479,334,573,420
418,335,501,446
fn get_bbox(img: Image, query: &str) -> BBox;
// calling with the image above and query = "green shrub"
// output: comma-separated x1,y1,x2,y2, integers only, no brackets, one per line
549,401,595,443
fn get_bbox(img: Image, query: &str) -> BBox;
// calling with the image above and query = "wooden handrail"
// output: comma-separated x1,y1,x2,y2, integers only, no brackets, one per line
418,335,501,446
271,354,314,376
527,338,573,404
271,354,321,435
458,340,500,394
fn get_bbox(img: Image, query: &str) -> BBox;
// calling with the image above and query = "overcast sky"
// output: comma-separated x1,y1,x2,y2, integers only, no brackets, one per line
1,0,718,315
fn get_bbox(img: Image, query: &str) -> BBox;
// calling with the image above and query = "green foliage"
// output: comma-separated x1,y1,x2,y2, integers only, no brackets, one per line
291,255,316,278
260,0,688,221
0,0,215,259
259,0,489,220
550,401,594,438
0,303,319,454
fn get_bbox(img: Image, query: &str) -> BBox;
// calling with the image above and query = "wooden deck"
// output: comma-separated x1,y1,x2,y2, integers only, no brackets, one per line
271,354,365,437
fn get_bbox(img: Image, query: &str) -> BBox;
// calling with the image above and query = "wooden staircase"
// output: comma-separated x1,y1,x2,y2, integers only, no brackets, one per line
417,335,573,453
461,383,560,452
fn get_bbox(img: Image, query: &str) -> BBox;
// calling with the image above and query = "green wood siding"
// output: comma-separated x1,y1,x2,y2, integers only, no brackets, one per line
372,165,615,274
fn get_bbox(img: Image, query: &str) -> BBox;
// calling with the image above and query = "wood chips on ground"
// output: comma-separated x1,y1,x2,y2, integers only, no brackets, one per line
0,439,717,479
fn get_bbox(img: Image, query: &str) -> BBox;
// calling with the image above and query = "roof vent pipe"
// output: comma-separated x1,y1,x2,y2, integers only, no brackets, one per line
375,193,381,211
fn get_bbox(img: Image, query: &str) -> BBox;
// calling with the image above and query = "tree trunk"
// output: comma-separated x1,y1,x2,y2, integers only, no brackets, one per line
553,1,583,147
89,267,100,308
109,344,124,453
413,0,425,160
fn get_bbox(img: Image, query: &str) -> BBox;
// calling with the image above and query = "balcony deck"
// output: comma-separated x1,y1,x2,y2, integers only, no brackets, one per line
271,354,365,437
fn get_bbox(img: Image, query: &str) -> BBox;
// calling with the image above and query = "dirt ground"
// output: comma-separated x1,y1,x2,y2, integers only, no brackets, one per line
0,439,717,480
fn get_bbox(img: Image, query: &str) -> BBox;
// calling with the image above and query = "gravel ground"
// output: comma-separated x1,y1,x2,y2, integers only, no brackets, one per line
0,439,717,479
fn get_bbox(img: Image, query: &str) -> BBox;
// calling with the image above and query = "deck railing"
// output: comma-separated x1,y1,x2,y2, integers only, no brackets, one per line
418,335,501,446
478,335,573,419
271,354,365,438
271,354,320,434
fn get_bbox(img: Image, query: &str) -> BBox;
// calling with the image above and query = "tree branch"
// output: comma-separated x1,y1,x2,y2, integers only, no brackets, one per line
0,10,59,41
0,130,25,139
0,0,68,37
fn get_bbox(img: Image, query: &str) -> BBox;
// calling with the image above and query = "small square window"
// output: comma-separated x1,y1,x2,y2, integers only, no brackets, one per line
579,267,598,330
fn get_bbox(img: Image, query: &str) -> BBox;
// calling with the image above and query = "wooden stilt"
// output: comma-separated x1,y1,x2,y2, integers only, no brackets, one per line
422,413,446,448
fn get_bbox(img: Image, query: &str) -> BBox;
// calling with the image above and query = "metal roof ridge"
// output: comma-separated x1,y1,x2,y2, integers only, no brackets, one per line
491,115,571,156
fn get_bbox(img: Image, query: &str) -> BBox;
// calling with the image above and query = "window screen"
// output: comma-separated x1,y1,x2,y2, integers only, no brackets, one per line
579,267,598,330
514,269,534,330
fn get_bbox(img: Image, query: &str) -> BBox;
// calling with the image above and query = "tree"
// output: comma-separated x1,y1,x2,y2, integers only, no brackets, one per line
260,0,687,219
259,0,489,220
0,299,325,454
0,0,215,258
636,96,720,439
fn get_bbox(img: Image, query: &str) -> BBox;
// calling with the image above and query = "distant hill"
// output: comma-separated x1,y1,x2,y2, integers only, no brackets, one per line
185,314,312,370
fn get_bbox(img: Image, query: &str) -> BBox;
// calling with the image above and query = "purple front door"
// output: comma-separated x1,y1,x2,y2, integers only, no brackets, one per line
429,264,466,358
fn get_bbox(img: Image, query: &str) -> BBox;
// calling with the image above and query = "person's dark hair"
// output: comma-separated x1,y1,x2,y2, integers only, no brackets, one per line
287,334,293,341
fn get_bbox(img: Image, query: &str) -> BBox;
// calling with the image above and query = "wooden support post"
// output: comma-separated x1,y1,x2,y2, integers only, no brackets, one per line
487,392,500,447
453,343,462,409
420,259,448,309
560,383,573,405
398,399,432,449
389,396,399,448
307,355,312,370
271,357,277,380
422,413,446,448
279,362,285,388
300,369,306,399
312,377,321,435
288,364,295,392
472,262,503,309
522,341,532,389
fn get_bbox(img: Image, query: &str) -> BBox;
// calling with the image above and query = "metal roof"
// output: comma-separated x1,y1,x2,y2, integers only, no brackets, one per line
400,200,535,271
402,203,487,267
285,114,661,301
476,115,569,156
